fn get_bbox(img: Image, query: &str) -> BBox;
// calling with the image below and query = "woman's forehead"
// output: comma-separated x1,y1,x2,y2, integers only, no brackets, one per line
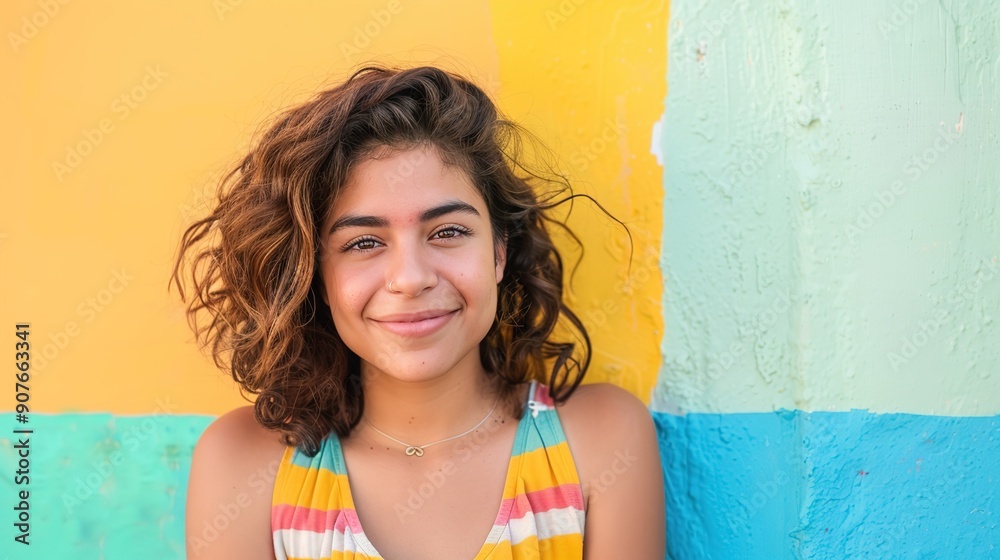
327,145,488,224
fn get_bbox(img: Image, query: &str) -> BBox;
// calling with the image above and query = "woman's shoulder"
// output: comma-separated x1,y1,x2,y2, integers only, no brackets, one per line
554,381,654,440
199,405,288,448
193,405,290,471
192,405,290,488
185,405,287,559
552,382,659,508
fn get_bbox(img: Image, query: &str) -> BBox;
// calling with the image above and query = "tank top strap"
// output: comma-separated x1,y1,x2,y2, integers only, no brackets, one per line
521,380,582,488
509,378,587,553
525,379,569,443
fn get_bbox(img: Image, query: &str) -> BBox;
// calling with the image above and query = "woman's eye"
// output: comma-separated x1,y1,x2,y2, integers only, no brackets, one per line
433,226,471,240
340,228,469,252
342,236,381,253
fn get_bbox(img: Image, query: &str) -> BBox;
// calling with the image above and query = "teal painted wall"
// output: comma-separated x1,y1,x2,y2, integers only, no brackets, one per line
1,413,210,557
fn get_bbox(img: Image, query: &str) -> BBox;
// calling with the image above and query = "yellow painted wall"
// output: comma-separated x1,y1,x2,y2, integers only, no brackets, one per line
2,0,665,415
490,1,667,402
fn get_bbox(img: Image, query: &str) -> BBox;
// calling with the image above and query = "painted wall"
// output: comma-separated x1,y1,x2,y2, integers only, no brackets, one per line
651,0,999,558
1,1,666,558
4,0,996,558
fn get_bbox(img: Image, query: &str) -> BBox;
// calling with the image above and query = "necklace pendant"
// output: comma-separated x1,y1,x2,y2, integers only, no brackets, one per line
405,446,424,457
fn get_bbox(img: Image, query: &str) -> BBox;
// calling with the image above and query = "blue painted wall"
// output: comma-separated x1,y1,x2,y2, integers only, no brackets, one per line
656,411,999,559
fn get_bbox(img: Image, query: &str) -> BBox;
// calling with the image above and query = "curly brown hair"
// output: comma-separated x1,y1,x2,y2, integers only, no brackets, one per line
171,65,615,457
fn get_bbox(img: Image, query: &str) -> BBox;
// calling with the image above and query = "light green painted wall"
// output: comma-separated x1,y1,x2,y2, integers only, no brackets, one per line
652,0,1000,416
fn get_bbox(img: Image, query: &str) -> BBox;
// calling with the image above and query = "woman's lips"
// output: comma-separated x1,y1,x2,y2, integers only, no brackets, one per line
370,310,459,337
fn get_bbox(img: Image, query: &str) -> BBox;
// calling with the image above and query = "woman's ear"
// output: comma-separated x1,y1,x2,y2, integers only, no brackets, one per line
494,235,508,283
314,274,330,307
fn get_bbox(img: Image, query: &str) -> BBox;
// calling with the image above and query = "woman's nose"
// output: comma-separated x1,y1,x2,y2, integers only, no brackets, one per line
385,243,438,297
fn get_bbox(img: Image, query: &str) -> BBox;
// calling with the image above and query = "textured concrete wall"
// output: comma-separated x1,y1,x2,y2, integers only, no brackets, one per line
651,0,999,557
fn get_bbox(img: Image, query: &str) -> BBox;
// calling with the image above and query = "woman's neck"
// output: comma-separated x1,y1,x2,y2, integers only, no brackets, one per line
355,353,507,447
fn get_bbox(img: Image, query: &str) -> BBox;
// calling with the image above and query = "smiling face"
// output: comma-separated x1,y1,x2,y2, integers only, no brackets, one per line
317,144,506,383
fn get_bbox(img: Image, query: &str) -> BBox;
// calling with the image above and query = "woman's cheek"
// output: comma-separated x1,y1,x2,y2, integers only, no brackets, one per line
334,270,377,311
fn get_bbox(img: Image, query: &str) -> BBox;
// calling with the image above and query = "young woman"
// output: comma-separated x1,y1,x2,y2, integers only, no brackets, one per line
175,65,664,559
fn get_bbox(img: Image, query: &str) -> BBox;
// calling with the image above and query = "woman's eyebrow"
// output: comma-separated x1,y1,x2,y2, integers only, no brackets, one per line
328,199,481,235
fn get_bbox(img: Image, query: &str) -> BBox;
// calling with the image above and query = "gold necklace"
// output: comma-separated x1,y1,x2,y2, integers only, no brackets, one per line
362,392,502,457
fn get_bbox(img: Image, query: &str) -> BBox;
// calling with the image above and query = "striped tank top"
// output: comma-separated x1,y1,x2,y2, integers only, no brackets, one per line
271,379,586,559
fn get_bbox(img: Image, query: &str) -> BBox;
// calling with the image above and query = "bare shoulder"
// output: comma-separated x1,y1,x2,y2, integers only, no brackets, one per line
556,381,651,425
555,382,658,486
555,382,666,558
186,405,288,560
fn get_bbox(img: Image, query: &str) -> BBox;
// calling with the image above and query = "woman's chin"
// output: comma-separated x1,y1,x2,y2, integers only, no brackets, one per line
361,360,453,384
